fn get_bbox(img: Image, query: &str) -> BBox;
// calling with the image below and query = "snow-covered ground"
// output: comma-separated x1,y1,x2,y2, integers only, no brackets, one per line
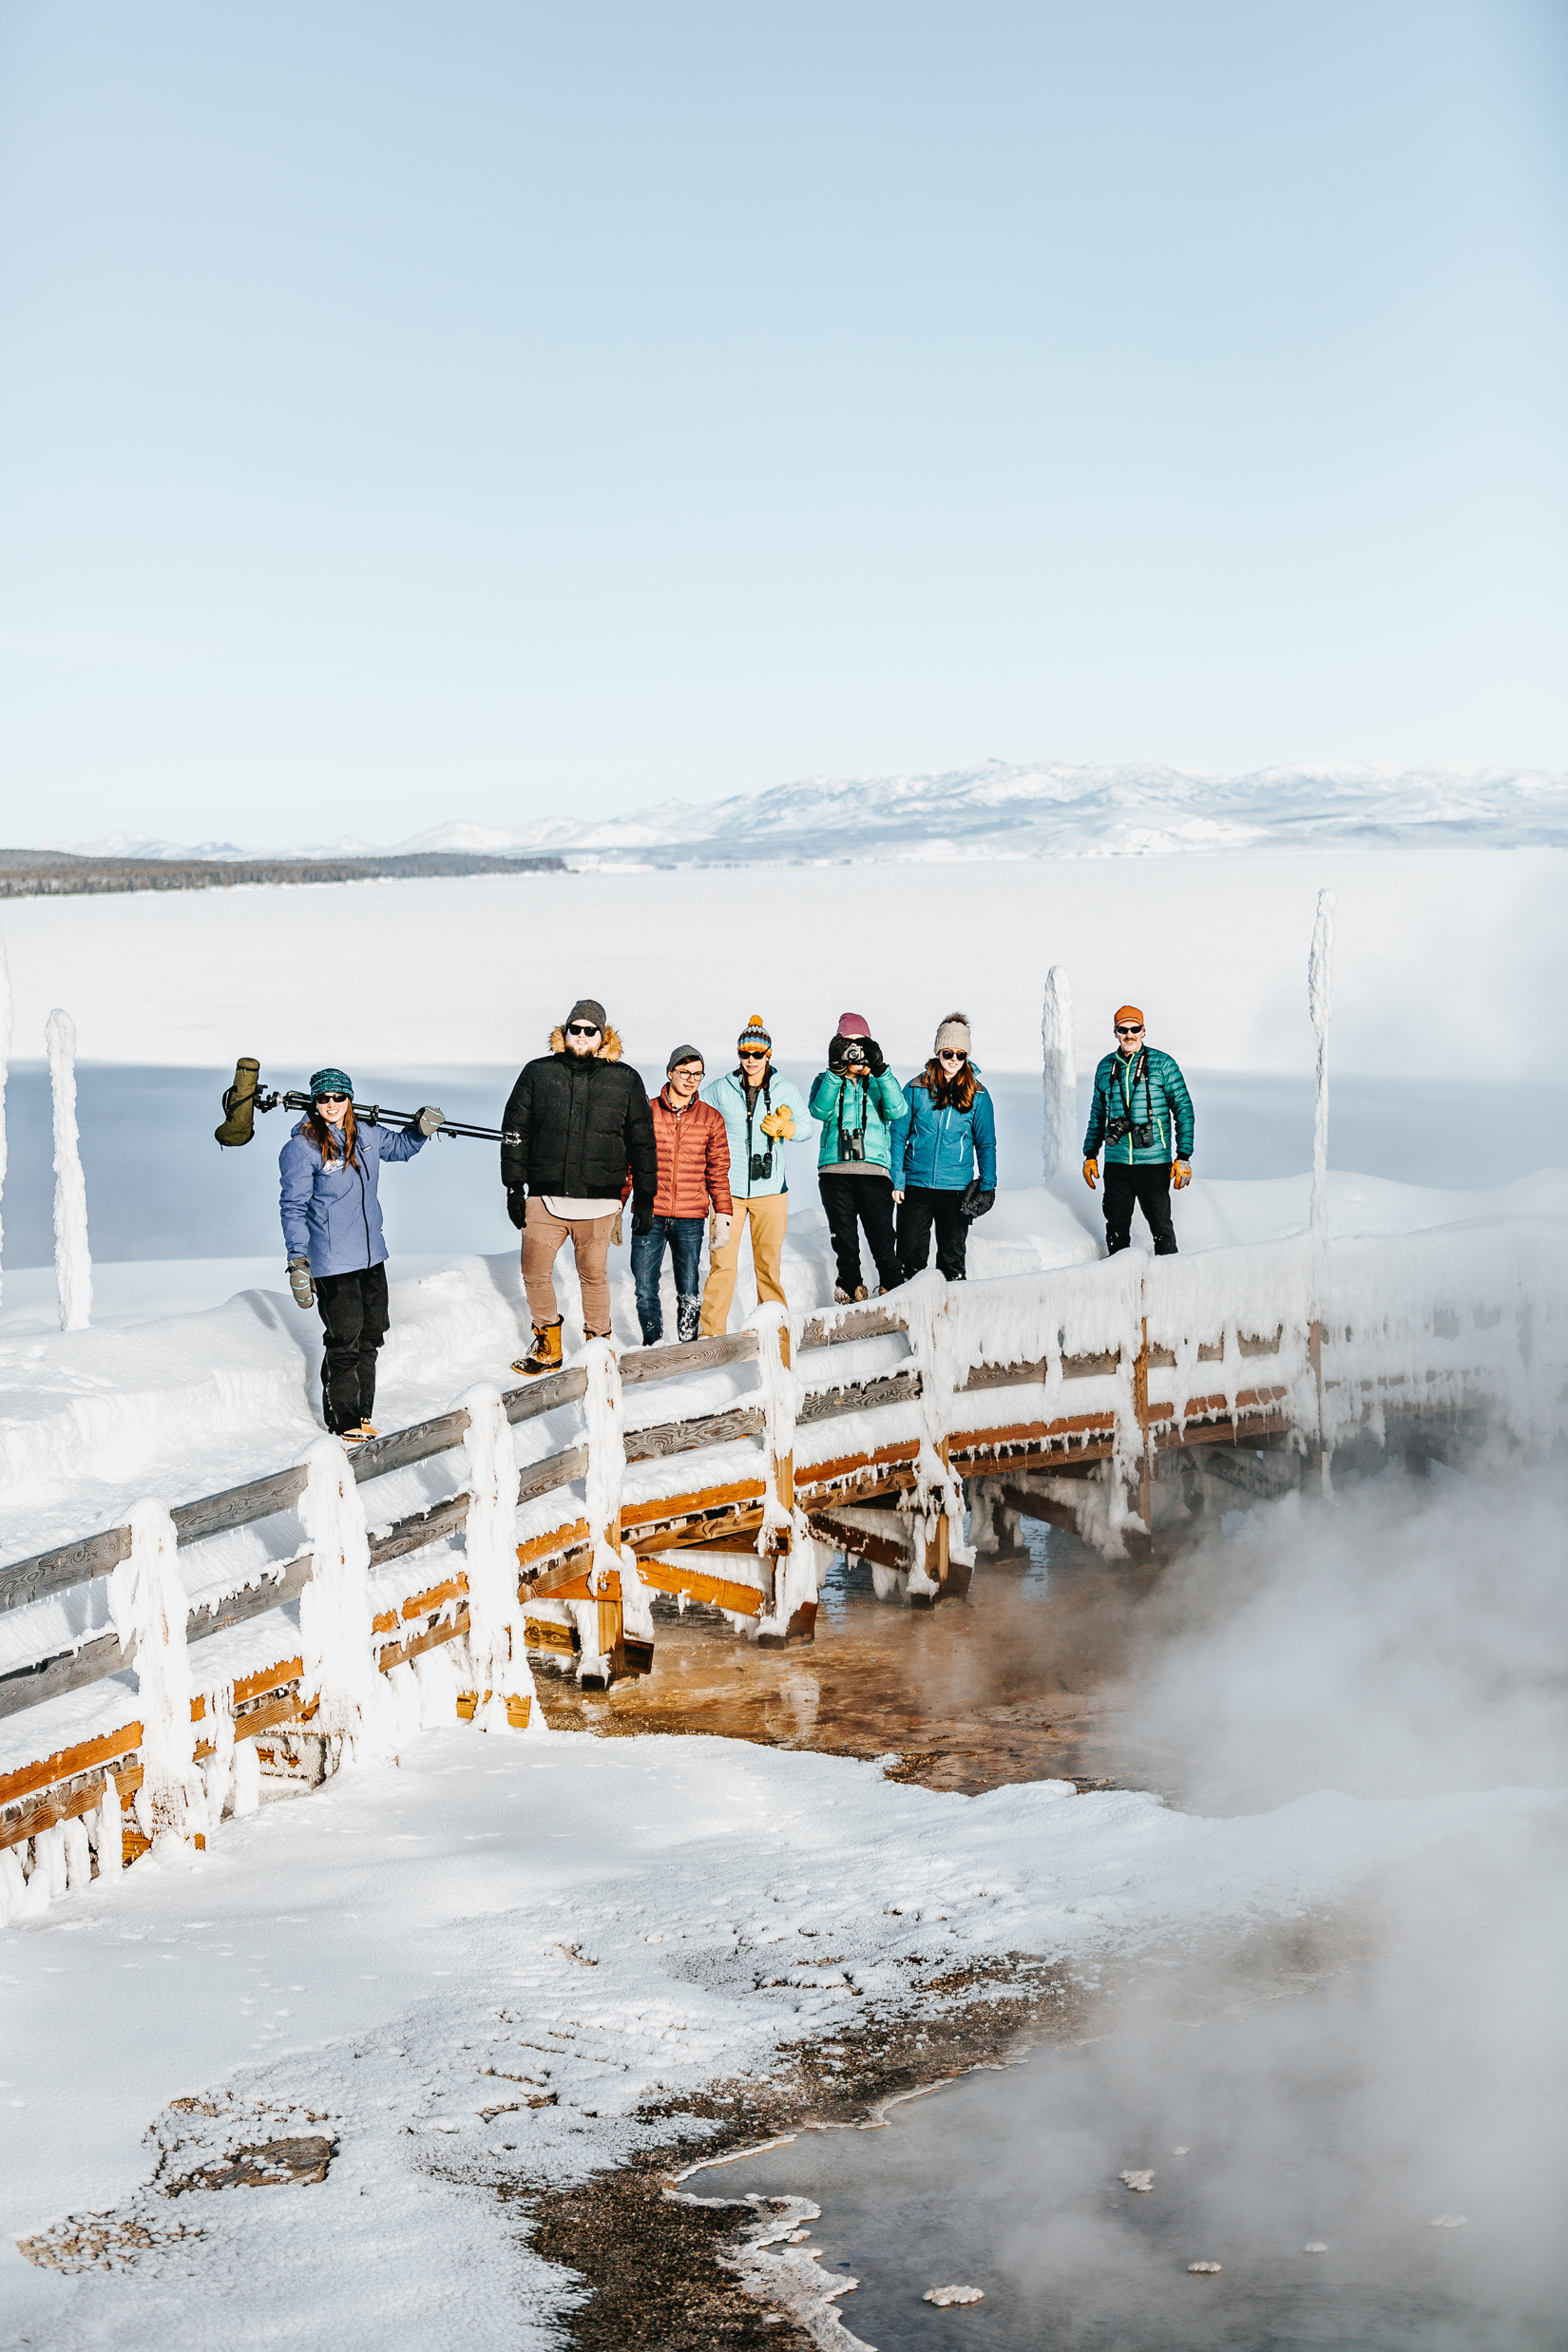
3,1712,1559,2347
1,847,1563,2347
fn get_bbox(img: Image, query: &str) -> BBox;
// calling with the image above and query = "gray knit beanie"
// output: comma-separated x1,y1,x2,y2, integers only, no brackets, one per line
566,998,607,1032
666,1042,705,1073
934,1012,971,1055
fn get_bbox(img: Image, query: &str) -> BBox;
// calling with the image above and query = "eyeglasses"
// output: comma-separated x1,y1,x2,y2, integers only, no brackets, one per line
565,1023,601,1039
672,1064,704,1079
1115,1024,1144,1037
317,1093,349,1104
937,1049,967,1064
737,1048,769,1061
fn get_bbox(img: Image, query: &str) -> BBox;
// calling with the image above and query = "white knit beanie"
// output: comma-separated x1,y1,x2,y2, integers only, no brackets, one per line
933,1012,971,1055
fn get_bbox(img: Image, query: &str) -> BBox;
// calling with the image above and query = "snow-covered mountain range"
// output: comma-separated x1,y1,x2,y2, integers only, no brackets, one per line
65,758,1568,869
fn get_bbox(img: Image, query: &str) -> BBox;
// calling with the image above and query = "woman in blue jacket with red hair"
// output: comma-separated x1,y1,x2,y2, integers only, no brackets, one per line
889,1014,997,1283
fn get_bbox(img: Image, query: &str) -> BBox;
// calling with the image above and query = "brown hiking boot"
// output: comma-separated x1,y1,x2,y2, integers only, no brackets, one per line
513,1319,564,1377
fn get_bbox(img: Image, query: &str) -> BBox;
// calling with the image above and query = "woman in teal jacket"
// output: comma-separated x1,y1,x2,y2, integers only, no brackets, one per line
808,1012,908,1302
889,1012,996,1282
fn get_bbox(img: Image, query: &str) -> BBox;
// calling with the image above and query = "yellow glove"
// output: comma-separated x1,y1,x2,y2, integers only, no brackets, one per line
1172,1159,1192,1191
1082,1157,1099,1189
759,1106,794,1140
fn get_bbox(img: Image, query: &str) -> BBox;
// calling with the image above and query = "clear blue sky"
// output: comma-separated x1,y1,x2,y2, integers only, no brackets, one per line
2,0,1565,848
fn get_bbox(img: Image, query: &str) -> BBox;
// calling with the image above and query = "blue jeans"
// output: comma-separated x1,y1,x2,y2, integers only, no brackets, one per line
630,1214,705,1344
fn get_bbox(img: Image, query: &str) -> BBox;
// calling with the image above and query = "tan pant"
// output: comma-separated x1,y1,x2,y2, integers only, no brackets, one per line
699,1193,789,1335
522,1197,614,1335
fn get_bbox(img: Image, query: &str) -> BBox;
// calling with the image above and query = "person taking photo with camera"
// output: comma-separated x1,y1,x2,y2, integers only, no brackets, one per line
698,1015,812,1333
809,1012,908,1303
1081,1004,1194,1257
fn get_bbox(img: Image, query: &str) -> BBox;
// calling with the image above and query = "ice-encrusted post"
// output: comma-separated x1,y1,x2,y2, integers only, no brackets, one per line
1309,890,1335,1245
751,1304,820,1644
896,1271,974,1603
1306,890,1336,1496
460,1383,537,1731
47,1007,92,1330
577,1340,655,1685
0,927,11,1310
1042,965,1076,1181
298,1436,394,1755
107,1501,207,1849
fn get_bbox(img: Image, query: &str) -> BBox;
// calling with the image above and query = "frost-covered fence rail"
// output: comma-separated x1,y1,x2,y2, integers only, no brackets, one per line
4,1223,1560,1904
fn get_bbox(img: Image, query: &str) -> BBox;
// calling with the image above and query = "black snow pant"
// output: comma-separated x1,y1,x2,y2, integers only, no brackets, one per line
1102,1161,1178,1256
819,1172,900,1295
316,1263,391,1432
897,1184,969,1282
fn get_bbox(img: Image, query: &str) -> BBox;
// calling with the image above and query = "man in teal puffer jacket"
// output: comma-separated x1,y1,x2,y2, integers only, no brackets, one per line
1081,1004,1194,1256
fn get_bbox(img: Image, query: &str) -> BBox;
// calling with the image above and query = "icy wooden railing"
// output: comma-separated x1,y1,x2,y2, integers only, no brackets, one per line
5,1223,1557,1746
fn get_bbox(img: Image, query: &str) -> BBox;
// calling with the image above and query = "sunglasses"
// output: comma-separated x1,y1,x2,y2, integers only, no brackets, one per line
316,1093,349,1104
1115,1024,1144,1037
937,1049,967,1063
737,1048,769,1061
565,1023,601,1038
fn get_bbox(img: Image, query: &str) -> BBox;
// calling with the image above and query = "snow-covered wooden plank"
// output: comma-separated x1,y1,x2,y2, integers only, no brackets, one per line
620,1331,758,1386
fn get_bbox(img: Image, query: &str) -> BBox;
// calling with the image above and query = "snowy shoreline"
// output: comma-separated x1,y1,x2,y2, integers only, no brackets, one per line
5,1714,1558,2346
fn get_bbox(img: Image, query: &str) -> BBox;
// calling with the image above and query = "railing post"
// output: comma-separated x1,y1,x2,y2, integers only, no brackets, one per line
298,1436,395,1756
460,1385,536,1731
1134,1313,1154,1534
107,1500,207,1850
753,1304,819,1644
581,1339,629,1686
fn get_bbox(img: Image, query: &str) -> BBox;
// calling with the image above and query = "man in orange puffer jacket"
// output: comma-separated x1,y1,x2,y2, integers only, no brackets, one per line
625,1044,735,1345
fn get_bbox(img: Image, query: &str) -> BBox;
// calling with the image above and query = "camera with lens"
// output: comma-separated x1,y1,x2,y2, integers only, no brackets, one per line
1104,1115,1156,1149
840,1040,867,1067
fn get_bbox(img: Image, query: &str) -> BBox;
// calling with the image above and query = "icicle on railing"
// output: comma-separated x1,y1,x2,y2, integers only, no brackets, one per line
46,1005,92,1331
1041,965,1076,1182
0,927,11,1312
1307,889,1336,1494
298,1436,395,1758
460,1382,538,1731
108,1500,208,1849
1309,889,1335,1246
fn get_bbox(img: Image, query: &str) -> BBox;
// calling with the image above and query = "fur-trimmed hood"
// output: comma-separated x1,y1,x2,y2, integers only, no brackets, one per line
548,1023,623,1060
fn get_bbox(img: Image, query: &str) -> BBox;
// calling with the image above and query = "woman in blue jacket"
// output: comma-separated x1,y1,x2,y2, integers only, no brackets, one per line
279,1069,443,1442
889,1014,997,1283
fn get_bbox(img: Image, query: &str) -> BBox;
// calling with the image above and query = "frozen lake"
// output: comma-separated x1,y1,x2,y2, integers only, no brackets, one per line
0,1061,1551,1271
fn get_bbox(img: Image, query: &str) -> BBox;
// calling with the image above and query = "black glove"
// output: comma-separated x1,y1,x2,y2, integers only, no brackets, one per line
506,1186,527,1230
828,1034,850,1073
631,1198,655,1237
961,1181,995,1220
864,1040,886,1077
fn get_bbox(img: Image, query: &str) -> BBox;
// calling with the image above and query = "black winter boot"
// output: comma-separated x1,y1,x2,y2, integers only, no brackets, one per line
677,1294,700,1343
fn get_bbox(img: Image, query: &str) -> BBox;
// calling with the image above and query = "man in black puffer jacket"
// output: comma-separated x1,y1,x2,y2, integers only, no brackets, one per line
502,998,657,1372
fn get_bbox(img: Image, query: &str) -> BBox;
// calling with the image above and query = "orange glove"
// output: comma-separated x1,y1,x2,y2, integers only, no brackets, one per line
760,1106,794,1140
1082,1157,1099,1188
1172,1159,1192,1190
